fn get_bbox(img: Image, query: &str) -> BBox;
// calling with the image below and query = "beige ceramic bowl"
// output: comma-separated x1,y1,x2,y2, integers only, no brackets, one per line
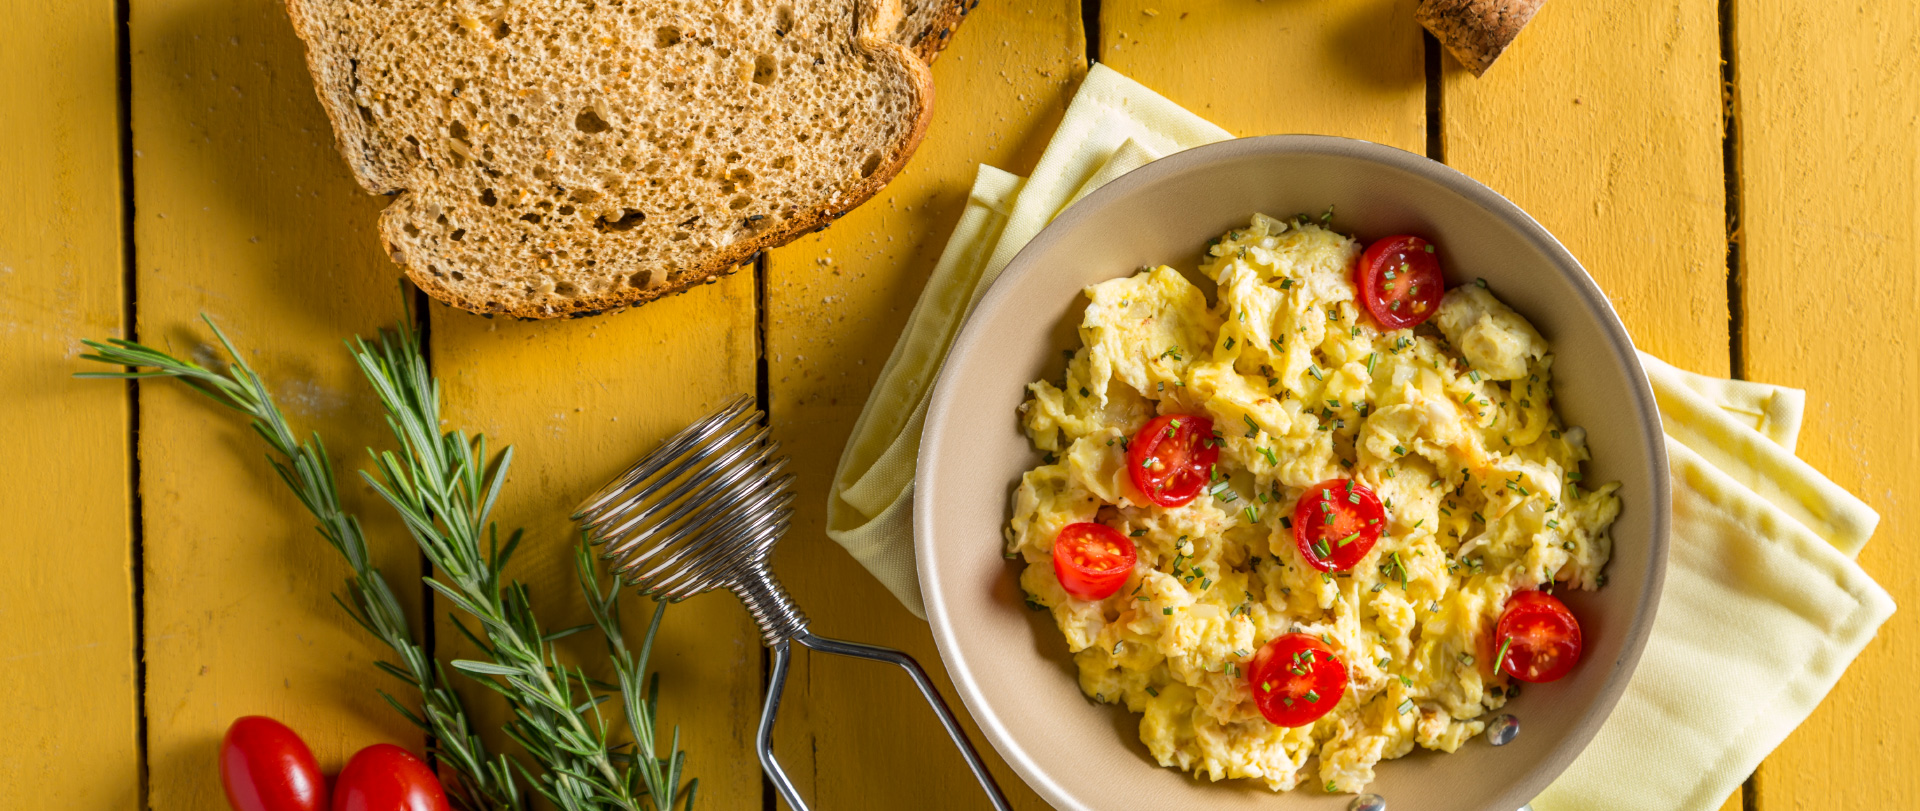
915,136,1670,810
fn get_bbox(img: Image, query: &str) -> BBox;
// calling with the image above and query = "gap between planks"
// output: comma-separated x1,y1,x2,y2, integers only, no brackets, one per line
112,0,149,802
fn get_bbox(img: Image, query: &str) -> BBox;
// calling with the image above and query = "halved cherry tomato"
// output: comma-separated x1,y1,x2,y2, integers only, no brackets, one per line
332,744,450,811
1051,522,1136,600
1126,414,1219,508
1355,235,1445,330
221,716,328,811
1495,590,1584,683
1246,633,1348,727
1292,479,1386,572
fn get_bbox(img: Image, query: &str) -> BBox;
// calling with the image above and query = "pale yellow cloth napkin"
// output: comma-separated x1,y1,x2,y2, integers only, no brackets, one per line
826,64,1896,808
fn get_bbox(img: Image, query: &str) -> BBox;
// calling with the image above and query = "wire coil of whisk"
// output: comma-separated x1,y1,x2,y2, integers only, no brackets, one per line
575,395,810,645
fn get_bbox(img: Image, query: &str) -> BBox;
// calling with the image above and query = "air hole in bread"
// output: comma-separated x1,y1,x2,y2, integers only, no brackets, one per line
772,155,792,170
557,205,576,216
859,152,882,178
752,54,778,86
404,223,421,237
506,113,521,127
493,20,511,40
451,271,466,281
575,109,611,133
450,228,467,241
655,26,682,47
628,271,653,288
597,209,646,232
479,188,498,206
775,5,794,35
729,195,751,210
449,120,468,139
520,212,543,225
554,281,579,297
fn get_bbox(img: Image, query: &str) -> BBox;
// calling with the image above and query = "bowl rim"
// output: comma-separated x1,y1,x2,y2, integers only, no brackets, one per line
915,133,1672,809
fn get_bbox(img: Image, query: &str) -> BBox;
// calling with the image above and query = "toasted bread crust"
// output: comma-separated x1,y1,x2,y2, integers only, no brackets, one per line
905,0,976,63
285,0,941,319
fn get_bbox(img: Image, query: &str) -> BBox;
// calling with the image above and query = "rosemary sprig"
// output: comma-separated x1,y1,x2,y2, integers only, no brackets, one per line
77,320,523,811
578,542,699,811
350,320,695,811
80,310,698,811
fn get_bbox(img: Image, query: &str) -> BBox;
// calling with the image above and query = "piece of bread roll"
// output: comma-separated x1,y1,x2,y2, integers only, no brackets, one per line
1417,0,1548,77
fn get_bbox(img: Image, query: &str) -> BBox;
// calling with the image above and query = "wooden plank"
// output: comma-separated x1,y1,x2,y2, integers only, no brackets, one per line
428,275,764,810
1101,0,1426,148
0,0,139,804
1734,0,1920,806
129,0,423,805
763,1,1086,807
1440,0,1733,805
1441,0,1731,375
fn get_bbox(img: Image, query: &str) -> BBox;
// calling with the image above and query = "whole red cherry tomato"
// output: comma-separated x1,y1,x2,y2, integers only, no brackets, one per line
1292,479,1386,572
1126,414,1219,507
332,744,450,811
1355,235,1445,330
1246,633,1348,727
1495,590,1584,683
220,716,328,811
1050,522,1136,600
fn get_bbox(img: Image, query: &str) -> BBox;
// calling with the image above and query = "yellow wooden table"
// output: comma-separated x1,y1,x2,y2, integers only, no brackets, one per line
3,0,1913,807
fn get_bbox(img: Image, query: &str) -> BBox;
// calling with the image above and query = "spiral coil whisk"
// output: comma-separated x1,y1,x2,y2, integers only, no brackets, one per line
573,395,1010,811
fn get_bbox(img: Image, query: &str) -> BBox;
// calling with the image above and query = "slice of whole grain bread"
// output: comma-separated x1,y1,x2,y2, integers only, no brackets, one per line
286,0,937,318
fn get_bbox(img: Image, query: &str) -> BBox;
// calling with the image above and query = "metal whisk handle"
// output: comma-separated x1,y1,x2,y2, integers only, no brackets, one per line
758,632,1014,811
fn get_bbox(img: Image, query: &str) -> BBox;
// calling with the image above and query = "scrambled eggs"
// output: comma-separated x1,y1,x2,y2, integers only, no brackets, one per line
1006,214,1621,793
